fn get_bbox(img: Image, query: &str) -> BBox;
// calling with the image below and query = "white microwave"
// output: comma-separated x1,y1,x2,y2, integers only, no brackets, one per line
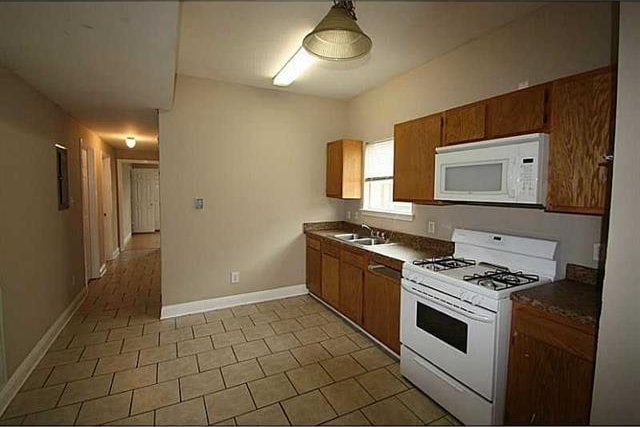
434,133,549,205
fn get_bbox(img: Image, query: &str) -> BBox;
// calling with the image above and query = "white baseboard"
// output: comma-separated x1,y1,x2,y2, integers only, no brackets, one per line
161,284,308,319
99,263,107,277
0,287,87,415
110,248,120,261
123,233,132,248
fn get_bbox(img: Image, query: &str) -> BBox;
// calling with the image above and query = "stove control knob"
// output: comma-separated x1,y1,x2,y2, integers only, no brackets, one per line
470,295,481,306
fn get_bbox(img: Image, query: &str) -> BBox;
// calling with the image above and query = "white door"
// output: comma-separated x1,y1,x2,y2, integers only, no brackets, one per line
153,170,160,230
102,156,115,258
132,169,156,233
82,145,101,280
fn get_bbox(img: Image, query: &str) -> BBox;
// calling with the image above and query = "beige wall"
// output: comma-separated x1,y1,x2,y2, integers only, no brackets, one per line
159,76,347,305
0,66,116,377
116,149,159,161
591,3,640,423
344,2,612,277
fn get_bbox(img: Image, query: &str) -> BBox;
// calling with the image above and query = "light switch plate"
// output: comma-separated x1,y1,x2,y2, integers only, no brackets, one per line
428,221,436,234
194,197,204,209
231,271,240,284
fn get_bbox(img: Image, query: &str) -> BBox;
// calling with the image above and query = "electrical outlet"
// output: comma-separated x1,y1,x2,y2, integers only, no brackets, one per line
354,211,360,220
593,243,601,261
231,271,240,284
194,197,204,209
346,211,351,220
428,221,436,234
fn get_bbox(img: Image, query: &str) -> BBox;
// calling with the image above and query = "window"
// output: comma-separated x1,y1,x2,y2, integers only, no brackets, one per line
362,139,412,217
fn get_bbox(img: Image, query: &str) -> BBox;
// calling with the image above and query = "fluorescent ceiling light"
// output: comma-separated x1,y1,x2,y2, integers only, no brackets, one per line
125,137,136,148
273,47,315,87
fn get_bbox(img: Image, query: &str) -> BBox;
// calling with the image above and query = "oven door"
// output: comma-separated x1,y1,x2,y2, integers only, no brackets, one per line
400,280,497,400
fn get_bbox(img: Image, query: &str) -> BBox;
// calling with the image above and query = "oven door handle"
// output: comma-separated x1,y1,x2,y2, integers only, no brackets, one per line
402,283,495,324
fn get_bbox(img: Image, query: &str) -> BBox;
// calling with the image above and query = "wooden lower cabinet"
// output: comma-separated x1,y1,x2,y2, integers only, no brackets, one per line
363,267,401,354
340,261,364,325
505,303,596,425
306,240,322,297
321,253,340,308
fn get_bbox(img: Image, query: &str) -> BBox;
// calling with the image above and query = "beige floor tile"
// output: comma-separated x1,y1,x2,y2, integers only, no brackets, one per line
396,388,446,424
295,327,330,345
139,343,177,366
95,351,139,375
256,301,283,313
155,397,208,425
46,359,97,386
131,379,180,415
2,385,64,418
286,363,333,394
356,368,407,400
20,368,52,391
160,326,194,345
80,340,123,360
68,330,109,348
291,343,332,365
351,347,395,371
176,313,206,328
231,304,259,317
0,416,25,425
178,336,213,357
320,311,342,323
321,355,366,381
271,319,303,334
179,369,225,400
107,411,154,425
143,319,176,335
205,384,256,424
249,311,280,325
58,374,113,406
361,396,422,425
321,336,359,357
21,403,80,425
49,334,73,352
241,324,275,341
95,317,130,332
222,316,254,332
107,325,143,342
275,307,303,320
38,348,83,369
75,392,132,425
264,333,301,353
232,340,270,362
321,378,374,415
212,330,246,349
321,321,353,338
59,321,97,338
122,333,159,353
281,390,337,425
193,321,225,337
385,363,413,387
247,373,297,408
221,359,264,387
257,351,300,376
197,347,237,371
204,308,234,322
297,314,328,329
158,355,198,382
299,301,327,315
235,403,290,426
324,410,371,425
111,364,157,394
348,332,374,349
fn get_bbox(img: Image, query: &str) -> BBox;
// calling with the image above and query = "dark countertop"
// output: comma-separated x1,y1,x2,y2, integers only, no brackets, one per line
511,264,602,327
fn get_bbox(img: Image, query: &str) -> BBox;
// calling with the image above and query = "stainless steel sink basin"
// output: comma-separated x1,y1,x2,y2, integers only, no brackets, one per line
334,233,366,241
352,237,390,246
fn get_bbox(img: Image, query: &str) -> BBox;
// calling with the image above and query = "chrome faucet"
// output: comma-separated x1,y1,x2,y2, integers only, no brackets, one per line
361,224,374,237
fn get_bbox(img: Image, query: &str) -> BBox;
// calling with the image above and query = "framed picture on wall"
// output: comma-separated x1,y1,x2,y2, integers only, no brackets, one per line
55,144,69,210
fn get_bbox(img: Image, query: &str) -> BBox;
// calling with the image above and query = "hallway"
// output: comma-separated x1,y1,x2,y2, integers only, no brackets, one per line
124,233,161,252
0,248,456,426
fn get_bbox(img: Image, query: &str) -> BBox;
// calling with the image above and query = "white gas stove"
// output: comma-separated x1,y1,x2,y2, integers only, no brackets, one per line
400,229,557,425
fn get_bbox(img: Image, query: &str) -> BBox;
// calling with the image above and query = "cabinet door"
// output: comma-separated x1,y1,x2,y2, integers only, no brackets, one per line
363,269,401,353
340,261,364,325
443,103,486,145
487,85,548,138
321,254,340,308
547,69,612,214
326,141,343,198
393,114,442,203
306,245,322,297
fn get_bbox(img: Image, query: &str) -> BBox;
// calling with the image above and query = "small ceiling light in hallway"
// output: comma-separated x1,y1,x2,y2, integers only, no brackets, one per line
125,137,136,148
303,0,372,61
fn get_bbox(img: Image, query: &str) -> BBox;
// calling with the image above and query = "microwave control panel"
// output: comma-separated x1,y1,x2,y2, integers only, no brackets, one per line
519,157,536,198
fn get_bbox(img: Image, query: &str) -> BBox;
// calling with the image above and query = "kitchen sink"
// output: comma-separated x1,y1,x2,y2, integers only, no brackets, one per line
334,233,366,241
352,237,391,246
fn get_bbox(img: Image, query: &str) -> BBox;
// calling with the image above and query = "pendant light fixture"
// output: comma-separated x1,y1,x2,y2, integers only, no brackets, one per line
125,137,136,148
302,0,372,61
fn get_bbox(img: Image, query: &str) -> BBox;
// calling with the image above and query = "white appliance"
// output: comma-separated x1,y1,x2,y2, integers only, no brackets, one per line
434,133,549,205
400,229,558,425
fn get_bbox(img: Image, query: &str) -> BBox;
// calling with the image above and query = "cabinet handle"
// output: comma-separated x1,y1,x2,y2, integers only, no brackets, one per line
367,264,385,271
598,154,614,167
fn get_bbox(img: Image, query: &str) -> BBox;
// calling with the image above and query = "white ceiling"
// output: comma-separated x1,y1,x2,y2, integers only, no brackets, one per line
178,1,544,99
0,1,179,150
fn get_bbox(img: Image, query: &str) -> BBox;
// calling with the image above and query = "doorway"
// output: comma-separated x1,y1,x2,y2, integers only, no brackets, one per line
81,143,101,281
102,155,117,260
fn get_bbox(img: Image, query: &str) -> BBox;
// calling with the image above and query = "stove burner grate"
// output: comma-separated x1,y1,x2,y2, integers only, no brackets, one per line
412,256,476,271
463,269,540,290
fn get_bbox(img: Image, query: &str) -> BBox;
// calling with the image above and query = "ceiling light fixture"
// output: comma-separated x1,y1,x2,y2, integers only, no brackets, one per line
303,0,372,61
273,47,316,87
125,137,136,148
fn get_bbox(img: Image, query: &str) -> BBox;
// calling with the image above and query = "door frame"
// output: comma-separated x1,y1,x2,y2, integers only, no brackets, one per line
81,142,101,281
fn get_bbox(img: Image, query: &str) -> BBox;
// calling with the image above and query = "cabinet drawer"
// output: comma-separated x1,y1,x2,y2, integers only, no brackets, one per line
322,240,341,258
306,236,321,251
341,248,367,269
369,253,403,272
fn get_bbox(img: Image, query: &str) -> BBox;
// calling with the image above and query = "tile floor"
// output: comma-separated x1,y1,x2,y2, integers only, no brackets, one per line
0,244,460,426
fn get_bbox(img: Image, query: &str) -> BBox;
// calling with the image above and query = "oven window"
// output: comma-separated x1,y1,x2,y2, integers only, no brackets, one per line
416,302,468,353
444,163,503,192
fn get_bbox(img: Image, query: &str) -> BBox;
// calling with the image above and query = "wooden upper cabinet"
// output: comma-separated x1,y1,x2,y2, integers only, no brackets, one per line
547,68,613,215
487,85,549,138
326,139,363,199
393,114,443,204
443,102,486,145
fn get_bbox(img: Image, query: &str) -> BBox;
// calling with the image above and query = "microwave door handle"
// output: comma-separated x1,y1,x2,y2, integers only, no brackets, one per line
507,159,516,199
402,284,494,323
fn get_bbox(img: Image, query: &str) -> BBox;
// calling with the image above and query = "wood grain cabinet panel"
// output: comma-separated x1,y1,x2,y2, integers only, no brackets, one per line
547,68,613,215
443,102,486,145
321,253,340,308
363,267,401,353
487,85,549,138
393,114,443,203
306,238,322,297
339,253,364,325
326,139,363,199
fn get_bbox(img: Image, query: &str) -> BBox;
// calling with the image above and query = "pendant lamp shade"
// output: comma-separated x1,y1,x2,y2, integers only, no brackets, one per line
302,4,372,61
